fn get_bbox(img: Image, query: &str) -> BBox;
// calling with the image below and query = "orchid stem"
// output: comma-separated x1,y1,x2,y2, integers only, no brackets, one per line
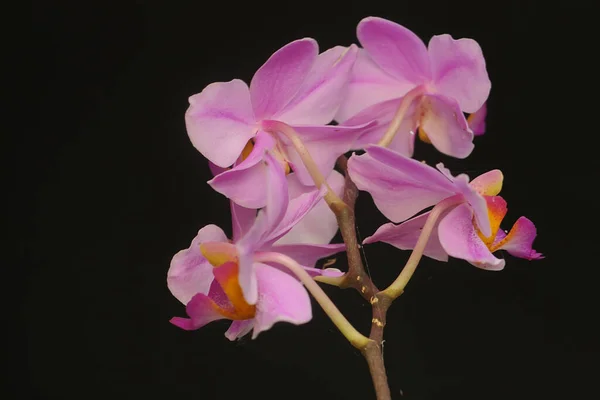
254,251,371,349
262,120,343,206
380,195,463,300
377,86,424,148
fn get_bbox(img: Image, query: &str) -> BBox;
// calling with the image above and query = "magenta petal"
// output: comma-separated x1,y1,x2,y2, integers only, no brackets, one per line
348,145,458,222
419,94,475,159
167,224,228,305
364,212,449,262
283,123,369,186
336,49,413,122
468,103,487,136
275,171,344,245
275,45,359,125
428,34,491,113
269,243,346,267
438,204,505,270
250,38,319,120
208,131,275,208
224,320,254,341
495,217,544,260
185,79,256,168
231,202,257,242
344,97,417,155
252,263,312,339
170,292,226,331
357,17,431,85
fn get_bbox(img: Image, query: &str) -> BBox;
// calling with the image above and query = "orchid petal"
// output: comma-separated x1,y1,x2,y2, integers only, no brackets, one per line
283,123,370,186
357,17,431,85
225,320,255,341
208,131,275,208
467,102,487,136
418,94,474,159
348,146,457,222
344,97,417,155
170,292,226,331
438,204,505,270
185,79,256,168
492,217,544,260
428,35,491,113
335,49,411,123
275,171,344,245
470,169,503,196
167,225,228,305
252,263,312,339
231,202,257,242
363,211,450,261
250,38,318,120
275,45,359,125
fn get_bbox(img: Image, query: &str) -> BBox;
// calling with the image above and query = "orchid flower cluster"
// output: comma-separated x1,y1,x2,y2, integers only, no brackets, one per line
167,16,542,399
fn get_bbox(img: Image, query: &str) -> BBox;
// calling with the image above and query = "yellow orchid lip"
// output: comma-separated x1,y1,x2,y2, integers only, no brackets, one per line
200,242,238,267
212,262,256,320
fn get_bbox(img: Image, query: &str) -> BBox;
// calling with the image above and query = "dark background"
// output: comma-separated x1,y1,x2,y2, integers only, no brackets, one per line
20,1,595,399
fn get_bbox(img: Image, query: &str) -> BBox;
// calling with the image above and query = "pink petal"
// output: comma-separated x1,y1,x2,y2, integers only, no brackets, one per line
282,123,370,186
185,79,256,168
344,97,418,156
438,204,505,270
493,217,544,260
467,102,487,136
275,171,344,245
357,17,431,85
252,263,312,338
275,45,359,125
224,320,255,341
268,243,346,268
335,49,414,123
418,93,475,159
347,146,457,223
208,131,275,208
167,225,228,305
428,34,491,113
363,211,450,261
250,38,318,120
170,292,226,331
469,169,503,196
231,202,257,242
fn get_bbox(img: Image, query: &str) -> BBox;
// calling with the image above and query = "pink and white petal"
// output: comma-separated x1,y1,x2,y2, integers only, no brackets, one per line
167,224,228,305
347,149,456,223
363,212,450,261
428,35,491,113
231,202,257,242
250,38,319,120
438,204,505,270
275,45,359,125
283,123,371,186
469,169,503,196
252,263,312,339
224,320,255,341
185,79,256,168
345,98,418,155
467,102,487,136
275,171,343,245
357,17,431,85
170,292,227,331
335,49,412,122
208,161,228,177
208,131,275,208
494,217,544,260
418,94,475,159
268,243,346,268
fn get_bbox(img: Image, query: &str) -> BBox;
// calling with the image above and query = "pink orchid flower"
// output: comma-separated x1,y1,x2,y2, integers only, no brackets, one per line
168,154,345,339
336,16,491,158
348,145,542,269
185,38,368,209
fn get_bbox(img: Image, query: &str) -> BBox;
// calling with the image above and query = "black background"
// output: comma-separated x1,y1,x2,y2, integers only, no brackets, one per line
21,1,596,399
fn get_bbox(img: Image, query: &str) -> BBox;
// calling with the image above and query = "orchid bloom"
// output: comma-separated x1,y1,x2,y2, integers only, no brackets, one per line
185,38,369,209
348,146,542,269
168,154,345,339
336,16,491,158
